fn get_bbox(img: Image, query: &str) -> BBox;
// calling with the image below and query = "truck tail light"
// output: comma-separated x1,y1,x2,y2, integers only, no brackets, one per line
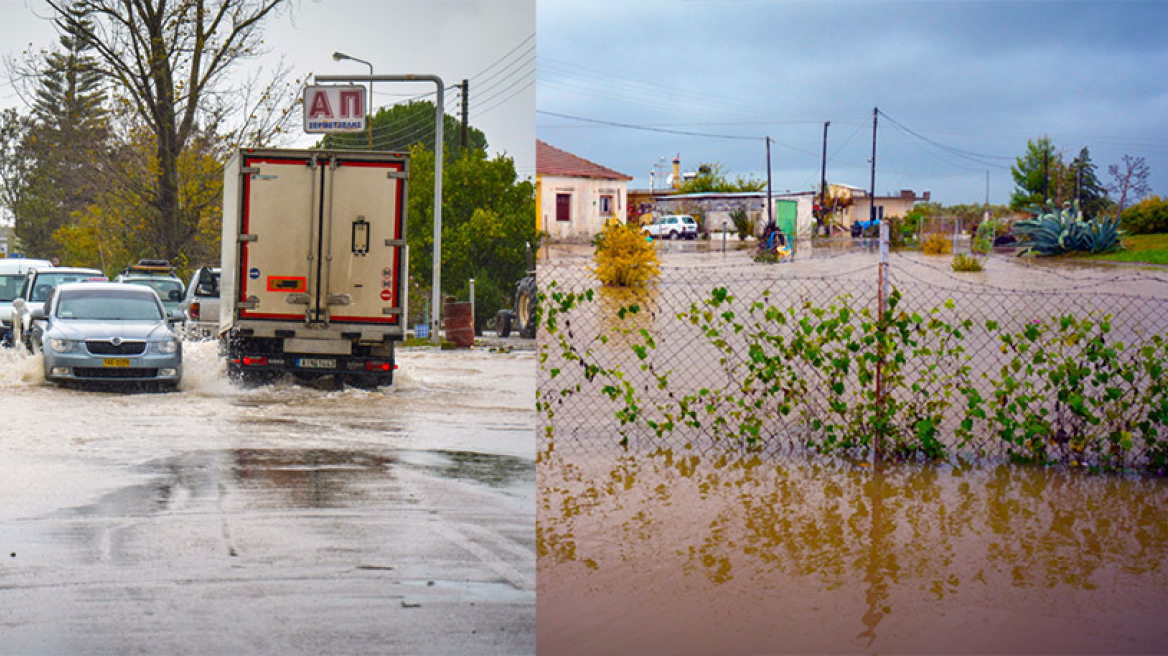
190,301,200,321
365,361,394,372
239,356,268,367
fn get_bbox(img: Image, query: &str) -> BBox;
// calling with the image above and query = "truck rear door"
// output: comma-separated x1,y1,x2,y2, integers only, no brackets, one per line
237,152,407,330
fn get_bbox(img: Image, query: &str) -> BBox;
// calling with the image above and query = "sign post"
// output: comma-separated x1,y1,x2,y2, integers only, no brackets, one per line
313,73,445,345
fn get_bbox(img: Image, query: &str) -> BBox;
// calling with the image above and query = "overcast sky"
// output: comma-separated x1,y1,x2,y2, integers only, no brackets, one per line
0,0,535,177
537,0,1168,206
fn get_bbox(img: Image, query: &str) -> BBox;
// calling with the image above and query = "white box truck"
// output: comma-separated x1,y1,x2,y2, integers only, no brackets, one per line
220,148,408,386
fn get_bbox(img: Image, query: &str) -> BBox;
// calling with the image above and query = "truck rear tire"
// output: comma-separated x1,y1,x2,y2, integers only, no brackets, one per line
514,277,537,339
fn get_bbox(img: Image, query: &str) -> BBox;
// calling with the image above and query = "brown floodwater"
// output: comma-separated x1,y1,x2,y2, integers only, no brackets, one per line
537,450,1168,655
537,244,1168,655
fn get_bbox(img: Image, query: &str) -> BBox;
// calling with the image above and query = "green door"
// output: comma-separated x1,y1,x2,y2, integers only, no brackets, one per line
775,200,797,235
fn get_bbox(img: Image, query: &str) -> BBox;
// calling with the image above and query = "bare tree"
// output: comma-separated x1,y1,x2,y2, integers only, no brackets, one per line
1107,154,1152,220
45,0,294,261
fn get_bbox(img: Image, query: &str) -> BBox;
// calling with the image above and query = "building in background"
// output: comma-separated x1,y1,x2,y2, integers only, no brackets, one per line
537,140,632,242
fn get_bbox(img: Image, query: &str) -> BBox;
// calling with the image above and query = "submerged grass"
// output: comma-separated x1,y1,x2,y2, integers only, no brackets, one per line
1085,233,1168,266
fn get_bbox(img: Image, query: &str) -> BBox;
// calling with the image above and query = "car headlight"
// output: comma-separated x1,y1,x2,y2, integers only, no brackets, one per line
49,338,79,353
157,338,179,355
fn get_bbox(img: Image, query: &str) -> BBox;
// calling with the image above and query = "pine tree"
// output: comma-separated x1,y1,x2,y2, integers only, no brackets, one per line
10,4,109,260
1068,147,1110,218
1010,136,1061,210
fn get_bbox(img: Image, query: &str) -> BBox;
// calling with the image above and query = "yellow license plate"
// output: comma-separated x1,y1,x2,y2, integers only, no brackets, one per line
103,358,131,367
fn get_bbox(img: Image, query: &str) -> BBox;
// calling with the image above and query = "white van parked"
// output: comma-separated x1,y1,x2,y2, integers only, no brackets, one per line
1,258,53,346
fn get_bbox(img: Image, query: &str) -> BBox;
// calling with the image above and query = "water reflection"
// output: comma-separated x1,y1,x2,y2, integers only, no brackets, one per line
400,450,534,489
537,449,1168,654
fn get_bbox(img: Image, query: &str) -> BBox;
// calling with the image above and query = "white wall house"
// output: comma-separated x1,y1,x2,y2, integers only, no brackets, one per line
537,141,632,242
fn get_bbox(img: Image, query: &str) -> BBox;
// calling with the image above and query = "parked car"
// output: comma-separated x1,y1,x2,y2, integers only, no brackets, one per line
645,214,699,240
179,266,220,340
9,266,107,352
115,260,185,314
1,258,53,347
31,282,183,389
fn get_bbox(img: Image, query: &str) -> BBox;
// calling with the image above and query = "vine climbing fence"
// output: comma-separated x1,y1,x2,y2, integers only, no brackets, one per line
535,242,1168,474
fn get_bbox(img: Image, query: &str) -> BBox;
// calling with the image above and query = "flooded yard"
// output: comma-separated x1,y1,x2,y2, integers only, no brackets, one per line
538,450,1168,654
537,243,1168,654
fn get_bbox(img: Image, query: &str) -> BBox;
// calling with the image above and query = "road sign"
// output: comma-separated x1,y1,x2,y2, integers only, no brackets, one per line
303,85,367,133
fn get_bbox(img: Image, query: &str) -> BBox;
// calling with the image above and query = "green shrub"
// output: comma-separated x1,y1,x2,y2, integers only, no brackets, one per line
951,253,984,272
973,220,997,254
1120,195,1168,235
729,207,755,241
593,219,661,287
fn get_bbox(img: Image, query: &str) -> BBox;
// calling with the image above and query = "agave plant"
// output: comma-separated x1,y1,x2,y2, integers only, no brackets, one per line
1014,202,1123,256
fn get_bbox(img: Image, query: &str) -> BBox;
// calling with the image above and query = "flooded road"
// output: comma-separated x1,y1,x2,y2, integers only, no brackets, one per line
0,342,535,655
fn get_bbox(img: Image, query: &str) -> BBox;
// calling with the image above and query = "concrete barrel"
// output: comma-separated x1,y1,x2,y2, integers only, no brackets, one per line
443,301,474,347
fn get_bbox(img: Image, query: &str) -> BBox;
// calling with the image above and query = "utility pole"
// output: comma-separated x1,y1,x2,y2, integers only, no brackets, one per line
870,108,878,225
984,171,990,221
872,106,885,467
766,137,774,230
1043,148,1049,206
460,79,469,150
820,121,830,235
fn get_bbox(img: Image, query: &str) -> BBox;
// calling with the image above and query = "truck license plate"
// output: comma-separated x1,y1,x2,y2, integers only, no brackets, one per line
297,357,335,369
103,358,131,367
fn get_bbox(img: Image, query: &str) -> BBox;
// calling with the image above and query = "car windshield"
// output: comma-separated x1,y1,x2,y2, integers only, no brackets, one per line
30,272,105,301
57,290,163,321
125,278,184,300
0,274,23,302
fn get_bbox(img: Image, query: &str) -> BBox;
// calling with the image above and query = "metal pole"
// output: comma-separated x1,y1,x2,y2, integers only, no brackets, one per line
820,121,830,235
765,137,773,229
460,79,469,151
316,73,445,344
875,219,889,465
469,277,475,335
870,108,878,225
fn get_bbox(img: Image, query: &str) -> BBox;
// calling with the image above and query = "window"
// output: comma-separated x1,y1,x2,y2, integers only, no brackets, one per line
599,194,614,216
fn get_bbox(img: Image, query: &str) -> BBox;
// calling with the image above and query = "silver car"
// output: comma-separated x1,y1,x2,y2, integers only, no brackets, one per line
179,266,220,340
32,282,183,388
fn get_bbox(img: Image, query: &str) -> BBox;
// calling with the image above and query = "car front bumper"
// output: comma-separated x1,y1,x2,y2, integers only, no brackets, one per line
42,347,182,383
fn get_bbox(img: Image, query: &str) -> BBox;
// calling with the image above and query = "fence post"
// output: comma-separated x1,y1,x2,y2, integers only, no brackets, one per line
875,220,890,465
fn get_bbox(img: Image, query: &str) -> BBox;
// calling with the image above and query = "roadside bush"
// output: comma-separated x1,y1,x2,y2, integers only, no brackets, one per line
921,233,952,255
593,219,660,287
1120,195,1168,235
951,253,984,272
973,220,997,254
729,207,755,241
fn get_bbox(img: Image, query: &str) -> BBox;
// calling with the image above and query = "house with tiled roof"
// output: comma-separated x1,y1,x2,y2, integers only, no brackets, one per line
537,140,633,242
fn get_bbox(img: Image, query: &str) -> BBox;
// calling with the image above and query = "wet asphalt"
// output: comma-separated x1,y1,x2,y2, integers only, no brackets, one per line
0,343,535,655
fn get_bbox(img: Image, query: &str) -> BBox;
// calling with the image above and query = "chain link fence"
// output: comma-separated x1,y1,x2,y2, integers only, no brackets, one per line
536,242,1168,473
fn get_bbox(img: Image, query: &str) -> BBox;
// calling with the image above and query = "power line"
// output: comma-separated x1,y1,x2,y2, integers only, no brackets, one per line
538,109,764,142
469,33,534,81
474,78,534,118
877,109,1012,170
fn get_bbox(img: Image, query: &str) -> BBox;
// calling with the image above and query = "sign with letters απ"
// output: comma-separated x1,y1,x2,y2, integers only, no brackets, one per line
303,85,367,133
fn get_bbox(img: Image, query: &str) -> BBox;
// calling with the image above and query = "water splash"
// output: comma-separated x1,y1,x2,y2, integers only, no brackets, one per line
0,347,46,388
